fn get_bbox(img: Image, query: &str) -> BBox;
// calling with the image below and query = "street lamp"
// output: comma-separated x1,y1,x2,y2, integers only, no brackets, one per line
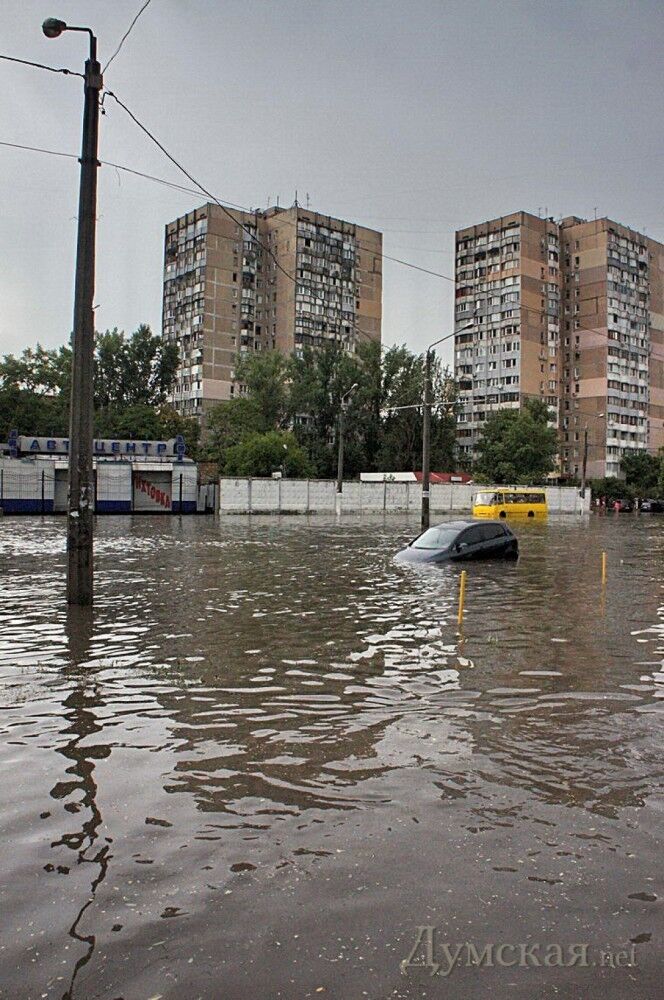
580,412,605,497
335,382,359,514
421,324,473,531
43,17,102,605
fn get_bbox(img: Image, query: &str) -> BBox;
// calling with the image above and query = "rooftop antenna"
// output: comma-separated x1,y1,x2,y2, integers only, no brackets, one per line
306,192,310,209
294,189,299,207
276,194,280,208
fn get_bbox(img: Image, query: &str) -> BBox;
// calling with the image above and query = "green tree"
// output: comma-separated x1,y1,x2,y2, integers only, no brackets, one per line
287,341,365,477
376,345,456,473
233,350,289,431
94,324,178,412
474,398,558,484
93,403,200,458
0,326,181,444
620,450,660,495
205,352,291,470
0,343,71,437
223,430,313,478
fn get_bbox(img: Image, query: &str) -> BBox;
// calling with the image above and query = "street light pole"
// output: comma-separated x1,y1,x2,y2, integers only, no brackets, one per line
336,383,358,515
420,324,473,532
580,425,589,498
421,348,433,531
43,18,102,605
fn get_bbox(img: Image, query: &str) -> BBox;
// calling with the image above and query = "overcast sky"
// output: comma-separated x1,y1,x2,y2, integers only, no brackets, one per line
1,0,662,368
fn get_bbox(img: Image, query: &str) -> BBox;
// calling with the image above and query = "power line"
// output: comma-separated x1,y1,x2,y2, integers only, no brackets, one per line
0,136,429,351
0,53,83,78
103,89,384,350
381,253,454,282
0,139,252,211
104,0,153,73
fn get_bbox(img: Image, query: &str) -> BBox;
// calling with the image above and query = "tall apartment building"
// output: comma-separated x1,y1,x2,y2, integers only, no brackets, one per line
162,203,382,423
454,211,664,478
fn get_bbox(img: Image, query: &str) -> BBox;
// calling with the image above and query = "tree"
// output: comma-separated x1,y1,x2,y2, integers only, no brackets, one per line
0,326,183,446
94,324,178,411
376,345,456,473
620,450,660,495
287,341,365,478
0,343,71,437
93,403,200,458
223,430,313,478
205,340,459,478
474,398,558,484
233,350,289,431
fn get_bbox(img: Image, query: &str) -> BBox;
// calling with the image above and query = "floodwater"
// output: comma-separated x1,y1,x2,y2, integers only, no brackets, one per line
0,513,662,1000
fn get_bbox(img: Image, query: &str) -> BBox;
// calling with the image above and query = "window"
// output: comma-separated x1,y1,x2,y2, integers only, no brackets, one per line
460,526,484,546
481,524,506,541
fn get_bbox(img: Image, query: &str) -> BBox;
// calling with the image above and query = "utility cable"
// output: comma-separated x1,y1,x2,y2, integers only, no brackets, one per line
103,89,383,350
104,0,153,73
0,53,83,77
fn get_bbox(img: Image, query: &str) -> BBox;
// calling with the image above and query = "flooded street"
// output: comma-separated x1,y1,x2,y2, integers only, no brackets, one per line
0,513,662,999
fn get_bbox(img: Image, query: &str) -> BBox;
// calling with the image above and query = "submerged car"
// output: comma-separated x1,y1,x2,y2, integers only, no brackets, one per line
395,519,519,564
640,498,664,513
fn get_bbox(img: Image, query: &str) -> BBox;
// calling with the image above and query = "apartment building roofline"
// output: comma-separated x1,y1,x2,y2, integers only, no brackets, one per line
456,209,559,239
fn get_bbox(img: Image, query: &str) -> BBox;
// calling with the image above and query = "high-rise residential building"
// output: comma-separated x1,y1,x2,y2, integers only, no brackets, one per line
162,203,382,424
454,211,664,478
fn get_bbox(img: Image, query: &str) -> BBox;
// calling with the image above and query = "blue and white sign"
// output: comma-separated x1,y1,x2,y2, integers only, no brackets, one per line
17,436,185,458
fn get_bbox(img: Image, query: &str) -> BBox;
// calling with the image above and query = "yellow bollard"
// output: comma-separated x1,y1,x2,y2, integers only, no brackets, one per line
457,569,467,626
601,550,607,585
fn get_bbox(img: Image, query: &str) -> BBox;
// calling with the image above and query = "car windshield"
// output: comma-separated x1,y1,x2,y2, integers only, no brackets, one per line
412,526,460,550
475,492,497,505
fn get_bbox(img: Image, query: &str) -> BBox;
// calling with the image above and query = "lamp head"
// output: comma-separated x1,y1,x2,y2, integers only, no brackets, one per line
42,17,67,38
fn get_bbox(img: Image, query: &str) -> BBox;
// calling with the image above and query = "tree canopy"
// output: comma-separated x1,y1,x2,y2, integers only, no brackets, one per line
0,326,198,455
474,398,558,484
620,450,661,496
223,431,313,478
206,341,458,478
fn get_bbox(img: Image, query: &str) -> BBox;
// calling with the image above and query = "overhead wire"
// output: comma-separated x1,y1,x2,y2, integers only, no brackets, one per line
0,58,659,376
103,0,153,74
102,88,386,351
0,53,83,78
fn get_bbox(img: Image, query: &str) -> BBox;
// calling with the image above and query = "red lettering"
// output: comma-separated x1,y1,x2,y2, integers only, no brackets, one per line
150,485,156,499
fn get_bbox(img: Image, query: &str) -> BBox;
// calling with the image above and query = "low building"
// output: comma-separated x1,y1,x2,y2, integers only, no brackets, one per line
0,435,210,514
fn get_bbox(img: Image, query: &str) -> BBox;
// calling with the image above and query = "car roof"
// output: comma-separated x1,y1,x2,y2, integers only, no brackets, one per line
430,519,506,530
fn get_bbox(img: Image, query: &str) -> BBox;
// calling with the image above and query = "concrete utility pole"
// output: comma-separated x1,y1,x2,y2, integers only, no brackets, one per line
580,425,589,498
421,349,433,532
336,383,358,515
420,324,473,532
43,18,102,605
579,412,604,500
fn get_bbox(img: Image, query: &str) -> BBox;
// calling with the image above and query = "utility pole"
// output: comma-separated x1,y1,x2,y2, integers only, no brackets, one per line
419,324,473,532
336,383,358,515
580,424,588,498
421,349,432,532
43,18,102,605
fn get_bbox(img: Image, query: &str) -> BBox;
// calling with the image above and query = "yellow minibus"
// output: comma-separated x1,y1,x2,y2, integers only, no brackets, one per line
472,488,547,519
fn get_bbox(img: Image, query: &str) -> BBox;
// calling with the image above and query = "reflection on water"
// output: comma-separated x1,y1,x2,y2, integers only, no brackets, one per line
0,514,662,998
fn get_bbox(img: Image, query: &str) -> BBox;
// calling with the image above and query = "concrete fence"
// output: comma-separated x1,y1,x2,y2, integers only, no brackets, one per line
219,478,590,515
